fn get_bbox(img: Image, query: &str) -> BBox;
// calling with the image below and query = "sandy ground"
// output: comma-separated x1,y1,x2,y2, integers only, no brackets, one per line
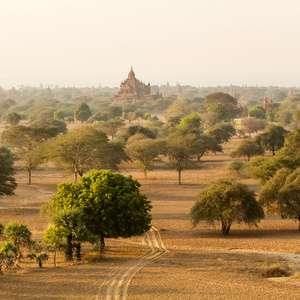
0,136,300,299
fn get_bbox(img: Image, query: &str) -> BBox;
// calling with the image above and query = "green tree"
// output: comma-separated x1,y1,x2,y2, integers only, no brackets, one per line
43,226,68,267
52,170,152,248
205,92,241,118
126,138,166,177
207,123,236,143
207,103,230,121
249,105,266,119
0,241,18,265
255,125,288,156
74,102,92,123
260,168,300,229
27,252,49,268
193,134,223,161
5,112,21,125
166,132,199,184
1,124,63,184
190,178,264,234
0,146,17,197
106,105,122,119
52,209,84,261
230,139,265,161
166,98,191,126
4,221,32,259
53,110,65,120
47,126,125,182
176,111,201,134
116,125,156,143
242,117,265,138
276,110,292,127
94,118,125,139
283,129,300,156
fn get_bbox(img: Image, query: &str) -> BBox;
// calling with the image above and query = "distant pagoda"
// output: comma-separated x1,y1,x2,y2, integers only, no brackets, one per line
114,67,162,104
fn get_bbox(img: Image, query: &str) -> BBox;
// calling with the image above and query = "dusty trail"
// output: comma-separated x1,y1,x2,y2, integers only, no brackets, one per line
95,227,169,300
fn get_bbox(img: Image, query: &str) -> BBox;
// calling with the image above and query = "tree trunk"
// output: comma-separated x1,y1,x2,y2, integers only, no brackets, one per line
65,233,73,261
221,223,231,235
178,169,181,185
74,171,78,183
38,260,42,268
272,147,275,156
54,250,56,267
100,234,105,248
75,243,81,261
28,168,32,185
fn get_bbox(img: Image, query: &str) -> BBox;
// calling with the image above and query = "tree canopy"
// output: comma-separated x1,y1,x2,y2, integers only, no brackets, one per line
126,137,166,177
166,132,199,184
230,139,264,161
207,123,236,143
51,169,152,247
255,125,288,156
1,124,62,184
46,126,126,181
242,117,265,138
260,168,300,229
74,102,92,123
190,178,264,234
0,146,17,197
5,112,21,125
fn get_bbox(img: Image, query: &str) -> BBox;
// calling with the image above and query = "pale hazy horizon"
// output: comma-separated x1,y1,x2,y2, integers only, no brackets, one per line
0,0,299,89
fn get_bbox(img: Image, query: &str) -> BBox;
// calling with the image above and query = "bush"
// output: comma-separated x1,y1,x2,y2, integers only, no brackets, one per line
258,263,289,278
226,161,245,175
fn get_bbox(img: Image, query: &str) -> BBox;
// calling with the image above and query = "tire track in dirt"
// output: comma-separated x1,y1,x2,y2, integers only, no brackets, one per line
95,226,169,300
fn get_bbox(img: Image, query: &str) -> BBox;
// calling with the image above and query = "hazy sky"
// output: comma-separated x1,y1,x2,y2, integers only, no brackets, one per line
0,0,299,88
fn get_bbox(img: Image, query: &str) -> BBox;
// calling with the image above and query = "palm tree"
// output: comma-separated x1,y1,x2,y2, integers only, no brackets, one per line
28,252,49,268
4,221,31,259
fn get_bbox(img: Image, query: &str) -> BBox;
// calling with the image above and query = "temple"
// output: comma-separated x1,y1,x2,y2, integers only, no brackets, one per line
114,67,162,103
262,96,273,112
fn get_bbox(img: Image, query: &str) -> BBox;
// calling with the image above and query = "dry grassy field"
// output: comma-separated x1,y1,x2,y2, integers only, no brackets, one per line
0,136,300,299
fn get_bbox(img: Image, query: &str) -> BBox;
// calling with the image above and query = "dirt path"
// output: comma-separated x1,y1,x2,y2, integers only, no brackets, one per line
95,227,169,300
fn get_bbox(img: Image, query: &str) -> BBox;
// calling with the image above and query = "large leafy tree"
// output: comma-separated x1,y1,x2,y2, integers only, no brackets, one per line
126,137,166,177
190,178,264,234
52,209,85,261
194,134,223,161
94,118,125,139
205,92,241,118
5,112,21,125
255,125,289,156
166,132,199,184
249,105,266,119
242,117,265,138
0,146,17,197
1,124,61,184
74,102,92,123
207,103,230,122
207,123,236,143
116,125,156,143
52,170,152,247
176,111,201,134
230,139,265,161
260,168,300,229
43,226,68,266
283,129,300,156
47,126,126,182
